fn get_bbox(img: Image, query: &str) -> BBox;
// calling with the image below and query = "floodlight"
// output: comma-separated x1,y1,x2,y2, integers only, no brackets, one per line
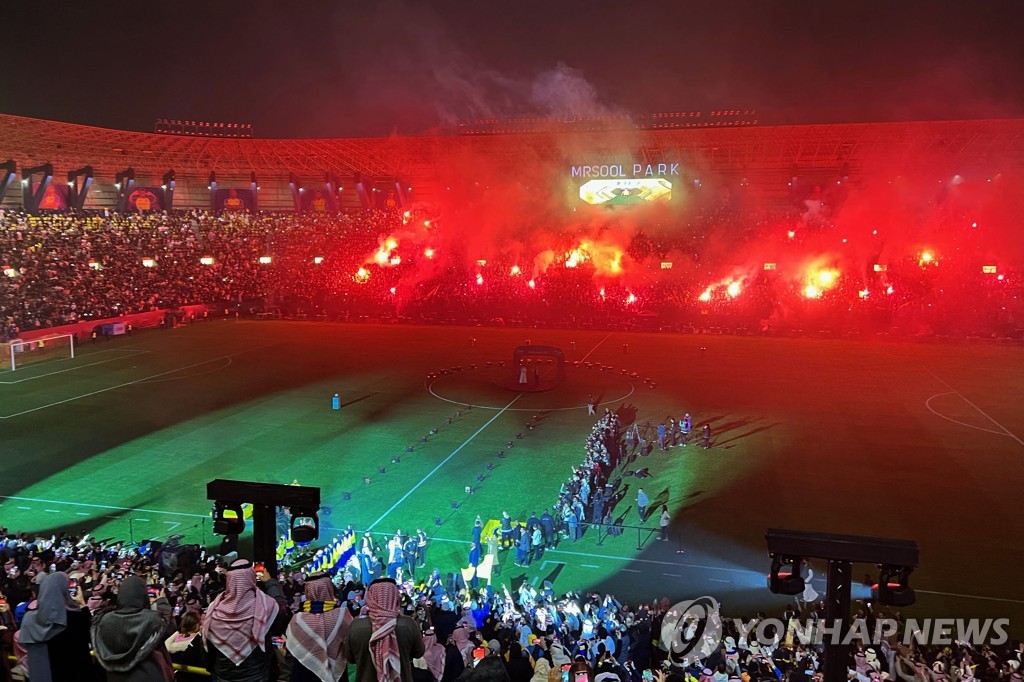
767,555,804,595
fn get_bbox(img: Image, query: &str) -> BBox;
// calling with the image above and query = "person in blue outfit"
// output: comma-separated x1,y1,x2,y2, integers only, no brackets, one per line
515,528,532,567
566,509,580,542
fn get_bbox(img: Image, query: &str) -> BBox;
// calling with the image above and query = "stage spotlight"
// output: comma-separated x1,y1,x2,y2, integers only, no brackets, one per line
290,508,319,544
212,501,245,535
873,565,916,607
767,555,805,595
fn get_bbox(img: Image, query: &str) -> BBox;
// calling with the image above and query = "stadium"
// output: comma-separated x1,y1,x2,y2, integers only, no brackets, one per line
1,4,1024,682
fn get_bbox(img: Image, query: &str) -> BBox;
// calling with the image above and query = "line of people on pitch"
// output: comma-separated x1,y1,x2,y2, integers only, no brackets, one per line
553,411,622,542
356,529,431,584
625,414,711,452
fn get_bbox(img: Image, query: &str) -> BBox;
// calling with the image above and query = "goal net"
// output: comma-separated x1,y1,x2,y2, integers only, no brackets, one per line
3,334,75,371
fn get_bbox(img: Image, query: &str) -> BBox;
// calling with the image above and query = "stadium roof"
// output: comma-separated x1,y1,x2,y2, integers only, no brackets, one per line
3,113,1024,184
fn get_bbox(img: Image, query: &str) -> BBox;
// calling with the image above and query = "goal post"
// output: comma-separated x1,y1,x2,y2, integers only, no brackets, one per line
4,333,76,371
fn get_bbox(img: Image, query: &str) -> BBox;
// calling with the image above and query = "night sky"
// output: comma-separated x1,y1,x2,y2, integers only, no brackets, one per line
3,0,1024,138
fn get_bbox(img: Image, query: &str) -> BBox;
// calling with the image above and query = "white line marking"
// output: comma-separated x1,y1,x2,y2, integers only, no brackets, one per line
366,394,522,531
916,589,1024,605
133,518,151,522
663,573,682,577
0,350,149,384
581,564,599,568
928,372,1024,446
17,506,30,510
0,496,207,518
0,346,272,419
539,561,566,571
399,532,761,573
548,548,760,575
75,512,89,516
326,529,1020,604
0,347,139,376
138,357,233,384
578,332,613,363
428,380,635,412
43,509,59,513
543,549,1022,604
426,331,630,412
708,578,731,583
924,393,1006,437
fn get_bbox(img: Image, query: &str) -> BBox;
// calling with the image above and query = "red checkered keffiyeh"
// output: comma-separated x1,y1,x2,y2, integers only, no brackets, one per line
286,575,353,682
202,560,279,666
366,579,402,682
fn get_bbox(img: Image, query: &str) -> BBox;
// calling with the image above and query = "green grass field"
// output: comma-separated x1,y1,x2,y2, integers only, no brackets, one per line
2,320,1023,625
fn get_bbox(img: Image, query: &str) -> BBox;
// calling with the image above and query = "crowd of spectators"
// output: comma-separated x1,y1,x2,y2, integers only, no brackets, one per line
3,412,1022,681
2,527,1023,682
1,205,1022,342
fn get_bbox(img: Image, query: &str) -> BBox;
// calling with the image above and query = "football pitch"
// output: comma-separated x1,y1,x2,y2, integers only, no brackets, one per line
1,320,1023,625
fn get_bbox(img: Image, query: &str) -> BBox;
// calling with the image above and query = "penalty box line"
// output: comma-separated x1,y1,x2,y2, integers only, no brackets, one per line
0,349,150,384
366,394,522,532
0,495,208,518
0,344,276,420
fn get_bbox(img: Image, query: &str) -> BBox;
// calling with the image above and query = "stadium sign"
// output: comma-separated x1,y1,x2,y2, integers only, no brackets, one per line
571,162,680,178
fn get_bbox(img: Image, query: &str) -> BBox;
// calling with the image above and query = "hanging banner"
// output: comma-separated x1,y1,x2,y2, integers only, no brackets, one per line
125,187,164,212
37,184,69,210
214,188,255,212
300,188,337,213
